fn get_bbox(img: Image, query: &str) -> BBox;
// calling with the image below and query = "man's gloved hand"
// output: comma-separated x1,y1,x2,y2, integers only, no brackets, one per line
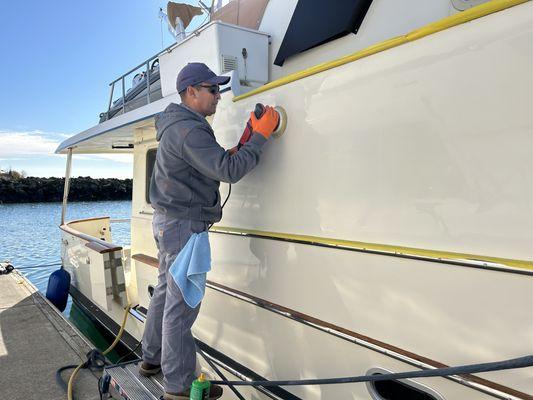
250,106,279,139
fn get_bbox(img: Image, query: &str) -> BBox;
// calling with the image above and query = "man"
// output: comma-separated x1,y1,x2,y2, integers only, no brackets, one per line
140,62,279,400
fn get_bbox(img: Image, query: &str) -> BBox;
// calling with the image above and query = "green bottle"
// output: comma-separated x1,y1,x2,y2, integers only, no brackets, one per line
189,373,211,400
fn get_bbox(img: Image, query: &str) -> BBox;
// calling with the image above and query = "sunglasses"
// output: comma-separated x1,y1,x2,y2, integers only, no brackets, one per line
196,84,220,95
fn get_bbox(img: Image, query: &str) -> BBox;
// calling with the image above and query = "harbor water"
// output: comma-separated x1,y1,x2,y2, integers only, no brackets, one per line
0,200,132,358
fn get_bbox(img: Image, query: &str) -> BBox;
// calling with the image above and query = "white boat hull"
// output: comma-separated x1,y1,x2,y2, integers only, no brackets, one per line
62,3,533,399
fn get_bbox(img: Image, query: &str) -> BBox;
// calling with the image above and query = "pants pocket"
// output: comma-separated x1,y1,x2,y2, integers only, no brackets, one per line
154,218,206,256
155,218,182,255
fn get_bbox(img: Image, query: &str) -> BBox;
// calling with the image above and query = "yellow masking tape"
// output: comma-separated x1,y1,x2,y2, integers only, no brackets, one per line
233,0,530,102
211,226,533,272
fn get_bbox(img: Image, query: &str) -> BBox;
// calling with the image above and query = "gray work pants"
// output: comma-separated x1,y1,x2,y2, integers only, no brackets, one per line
142,212,206,393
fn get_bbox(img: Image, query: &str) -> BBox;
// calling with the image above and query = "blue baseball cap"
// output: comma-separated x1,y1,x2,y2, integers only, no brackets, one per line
176,62,230,93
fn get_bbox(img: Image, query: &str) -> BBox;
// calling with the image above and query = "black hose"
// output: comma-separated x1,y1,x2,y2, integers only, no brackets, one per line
211,354,533,387
56,364,78,391
55,349,109,397
115,340,142,364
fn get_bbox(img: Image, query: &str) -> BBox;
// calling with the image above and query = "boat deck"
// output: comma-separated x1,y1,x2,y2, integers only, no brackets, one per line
0,269,100,400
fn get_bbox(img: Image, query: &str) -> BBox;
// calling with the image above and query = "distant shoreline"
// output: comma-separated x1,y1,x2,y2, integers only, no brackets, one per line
0,175,132,204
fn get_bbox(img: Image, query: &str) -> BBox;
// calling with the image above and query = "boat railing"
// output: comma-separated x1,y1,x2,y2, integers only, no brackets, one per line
60,216,123,254
60,216,128,310
102,46,170,122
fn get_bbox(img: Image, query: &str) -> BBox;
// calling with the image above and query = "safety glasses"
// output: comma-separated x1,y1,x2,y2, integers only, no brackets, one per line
196,84,220,95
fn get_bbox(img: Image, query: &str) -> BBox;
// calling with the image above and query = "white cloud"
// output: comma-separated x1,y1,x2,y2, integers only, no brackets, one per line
0,130,60,157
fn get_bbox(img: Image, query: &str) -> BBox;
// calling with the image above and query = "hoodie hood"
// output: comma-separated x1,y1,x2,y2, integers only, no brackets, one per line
155,103,206,141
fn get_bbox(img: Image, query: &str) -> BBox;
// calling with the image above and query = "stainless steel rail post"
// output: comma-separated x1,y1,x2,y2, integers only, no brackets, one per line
105,51,166,116
146,61,151,104
61,148,73,225
107,82,115,114
121,77,126,114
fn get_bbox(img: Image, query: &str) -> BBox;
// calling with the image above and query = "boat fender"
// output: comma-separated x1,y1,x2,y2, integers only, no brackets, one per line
46,266,71,312
254,103,287,137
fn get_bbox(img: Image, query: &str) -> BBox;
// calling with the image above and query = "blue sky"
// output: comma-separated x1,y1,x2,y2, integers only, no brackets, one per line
0,0,205,178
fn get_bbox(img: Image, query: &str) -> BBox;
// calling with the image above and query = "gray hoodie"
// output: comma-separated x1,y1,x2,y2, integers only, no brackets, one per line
150,103,267,222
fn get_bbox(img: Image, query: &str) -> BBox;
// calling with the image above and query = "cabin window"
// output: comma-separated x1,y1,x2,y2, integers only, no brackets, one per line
145,149,157,204
274,0,373,66
366,369,443,400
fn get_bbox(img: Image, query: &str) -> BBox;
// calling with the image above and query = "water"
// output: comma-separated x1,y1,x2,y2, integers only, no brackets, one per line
0,200,132,356
0,200,131,288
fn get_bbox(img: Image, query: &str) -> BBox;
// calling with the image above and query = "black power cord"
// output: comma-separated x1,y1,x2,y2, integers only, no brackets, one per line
197,347,246,400
115,340,142,364
210,354,533,387
208,183,231,231
56,349,109,396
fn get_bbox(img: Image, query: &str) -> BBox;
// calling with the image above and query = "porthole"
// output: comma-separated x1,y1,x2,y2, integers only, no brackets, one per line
366,368,444,400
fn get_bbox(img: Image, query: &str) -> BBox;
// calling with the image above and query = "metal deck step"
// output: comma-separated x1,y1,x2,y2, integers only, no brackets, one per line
103,344,301,400
104,360,163,400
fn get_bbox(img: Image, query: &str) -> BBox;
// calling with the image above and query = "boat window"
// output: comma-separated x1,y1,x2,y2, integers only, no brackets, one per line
366,369,444,400
274,0,373,66
145,149,157,204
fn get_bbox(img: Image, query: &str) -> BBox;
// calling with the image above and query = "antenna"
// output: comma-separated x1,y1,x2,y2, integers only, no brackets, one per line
159,7,164,50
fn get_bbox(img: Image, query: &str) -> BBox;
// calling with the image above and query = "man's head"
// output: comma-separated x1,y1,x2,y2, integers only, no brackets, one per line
177,63,230,117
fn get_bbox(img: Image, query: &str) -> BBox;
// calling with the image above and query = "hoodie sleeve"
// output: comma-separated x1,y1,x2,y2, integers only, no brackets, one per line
181,125,267,184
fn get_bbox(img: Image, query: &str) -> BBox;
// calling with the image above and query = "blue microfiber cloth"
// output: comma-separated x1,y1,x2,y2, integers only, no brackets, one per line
169,231,211,308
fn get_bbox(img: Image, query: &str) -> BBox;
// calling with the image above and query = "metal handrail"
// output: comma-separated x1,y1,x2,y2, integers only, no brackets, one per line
109,55,159,86
106,53,162,115
104,10,216,117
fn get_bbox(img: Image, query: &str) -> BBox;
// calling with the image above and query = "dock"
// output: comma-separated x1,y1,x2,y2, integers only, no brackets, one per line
0,269,101,400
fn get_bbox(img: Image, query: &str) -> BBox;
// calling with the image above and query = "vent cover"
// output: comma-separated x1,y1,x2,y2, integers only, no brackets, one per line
221,55,238,73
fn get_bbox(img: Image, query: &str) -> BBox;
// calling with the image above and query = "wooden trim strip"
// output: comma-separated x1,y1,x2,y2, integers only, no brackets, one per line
132,253,159,268
60,217,122,255
209,281,532,400
129,253,531,399
85,241,122,254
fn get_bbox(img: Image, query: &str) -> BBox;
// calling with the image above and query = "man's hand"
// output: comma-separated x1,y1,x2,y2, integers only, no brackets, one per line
250,106,280,139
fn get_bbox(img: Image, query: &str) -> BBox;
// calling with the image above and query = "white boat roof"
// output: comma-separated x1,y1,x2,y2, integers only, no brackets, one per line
55,92,180,154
